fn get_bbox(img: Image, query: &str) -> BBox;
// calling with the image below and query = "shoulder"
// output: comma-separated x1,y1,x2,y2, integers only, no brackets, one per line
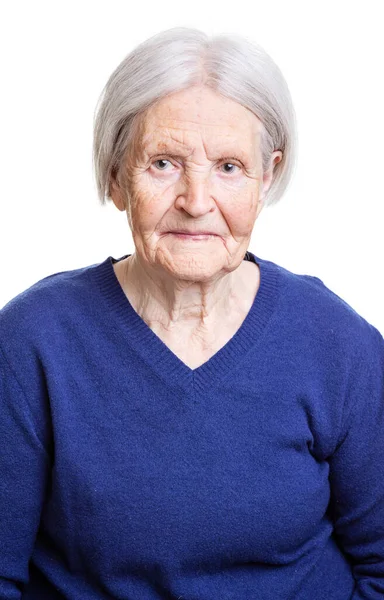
0,258,105,349
256,253,383,362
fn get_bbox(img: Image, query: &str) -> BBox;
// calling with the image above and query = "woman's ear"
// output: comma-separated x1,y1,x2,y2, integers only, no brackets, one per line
110,178,134,232
261,150,283,199
110,179,126,212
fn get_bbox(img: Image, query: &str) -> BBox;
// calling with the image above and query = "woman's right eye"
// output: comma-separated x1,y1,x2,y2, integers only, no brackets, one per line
153,159,172,170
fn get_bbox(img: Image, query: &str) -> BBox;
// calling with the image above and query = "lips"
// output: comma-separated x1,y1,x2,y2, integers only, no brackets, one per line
169,231,217,235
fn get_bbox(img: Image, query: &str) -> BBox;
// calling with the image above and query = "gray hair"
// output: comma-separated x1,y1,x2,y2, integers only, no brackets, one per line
92,27,298,208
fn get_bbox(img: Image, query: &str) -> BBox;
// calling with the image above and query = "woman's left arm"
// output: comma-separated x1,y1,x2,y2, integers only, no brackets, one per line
327,324,384,599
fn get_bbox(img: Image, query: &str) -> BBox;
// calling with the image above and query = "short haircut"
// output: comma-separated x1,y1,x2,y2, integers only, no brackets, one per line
93,27,298,208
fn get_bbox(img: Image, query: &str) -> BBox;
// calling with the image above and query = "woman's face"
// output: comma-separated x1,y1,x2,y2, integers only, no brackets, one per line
111,85,282,281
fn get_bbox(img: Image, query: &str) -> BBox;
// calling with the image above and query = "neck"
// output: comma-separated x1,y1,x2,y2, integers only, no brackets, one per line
116,253,253,334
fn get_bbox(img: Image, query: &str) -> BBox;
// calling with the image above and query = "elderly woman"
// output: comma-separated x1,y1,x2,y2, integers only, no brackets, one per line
0,27,383,600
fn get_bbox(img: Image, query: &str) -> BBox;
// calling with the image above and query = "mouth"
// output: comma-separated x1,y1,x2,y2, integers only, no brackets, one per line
167,232,217,240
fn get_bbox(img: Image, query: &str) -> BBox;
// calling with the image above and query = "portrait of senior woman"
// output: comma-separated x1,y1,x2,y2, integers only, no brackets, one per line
1,26,384,600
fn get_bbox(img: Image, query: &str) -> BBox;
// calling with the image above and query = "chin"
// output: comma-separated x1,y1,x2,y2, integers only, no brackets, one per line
160,254,224,281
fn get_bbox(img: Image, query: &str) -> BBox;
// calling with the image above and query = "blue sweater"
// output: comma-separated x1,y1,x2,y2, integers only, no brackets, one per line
0,250,383,600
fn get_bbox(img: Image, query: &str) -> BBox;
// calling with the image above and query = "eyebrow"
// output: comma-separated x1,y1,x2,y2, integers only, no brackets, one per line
143,141,191,155
144,143,250,162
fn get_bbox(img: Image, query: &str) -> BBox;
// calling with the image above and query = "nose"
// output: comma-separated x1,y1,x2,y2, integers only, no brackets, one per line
174,175,216,218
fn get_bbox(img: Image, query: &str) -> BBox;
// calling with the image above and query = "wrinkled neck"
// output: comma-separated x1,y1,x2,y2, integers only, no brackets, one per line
114,253,254,332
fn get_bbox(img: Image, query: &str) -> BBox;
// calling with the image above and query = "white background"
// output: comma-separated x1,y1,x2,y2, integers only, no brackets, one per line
0,0,383,334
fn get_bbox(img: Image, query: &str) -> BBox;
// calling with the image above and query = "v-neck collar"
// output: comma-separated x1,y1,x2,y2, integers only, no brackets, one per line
92,251,281,393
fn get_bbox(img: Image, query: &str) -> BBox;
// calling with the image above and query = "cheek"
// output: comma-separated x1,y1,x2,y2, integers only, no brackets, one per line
221,186,261,234
128,182,167,233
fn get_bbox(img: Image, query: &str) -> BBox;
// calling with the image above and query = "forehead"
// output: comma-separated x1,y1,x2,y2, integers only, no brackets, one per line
136,86,263,157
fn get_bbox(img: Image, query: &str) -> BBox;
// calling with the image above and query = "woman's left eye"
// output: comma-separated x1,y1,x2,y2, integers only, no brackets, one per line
220,162,240,174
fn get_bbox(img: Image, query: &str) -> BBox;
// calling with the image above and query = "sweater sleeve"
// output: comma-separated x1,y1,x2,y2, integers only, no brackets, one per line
0,343,52,598
327,324,384,599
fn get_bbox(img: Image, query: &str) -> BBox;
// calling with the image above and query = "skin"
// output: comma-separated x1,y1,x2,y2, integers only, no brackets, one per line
110,85,282,362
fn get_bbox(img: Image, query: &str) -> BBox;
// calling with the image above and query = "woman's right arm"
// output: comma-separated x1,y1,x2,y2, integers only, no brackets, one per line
0,341,52,598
